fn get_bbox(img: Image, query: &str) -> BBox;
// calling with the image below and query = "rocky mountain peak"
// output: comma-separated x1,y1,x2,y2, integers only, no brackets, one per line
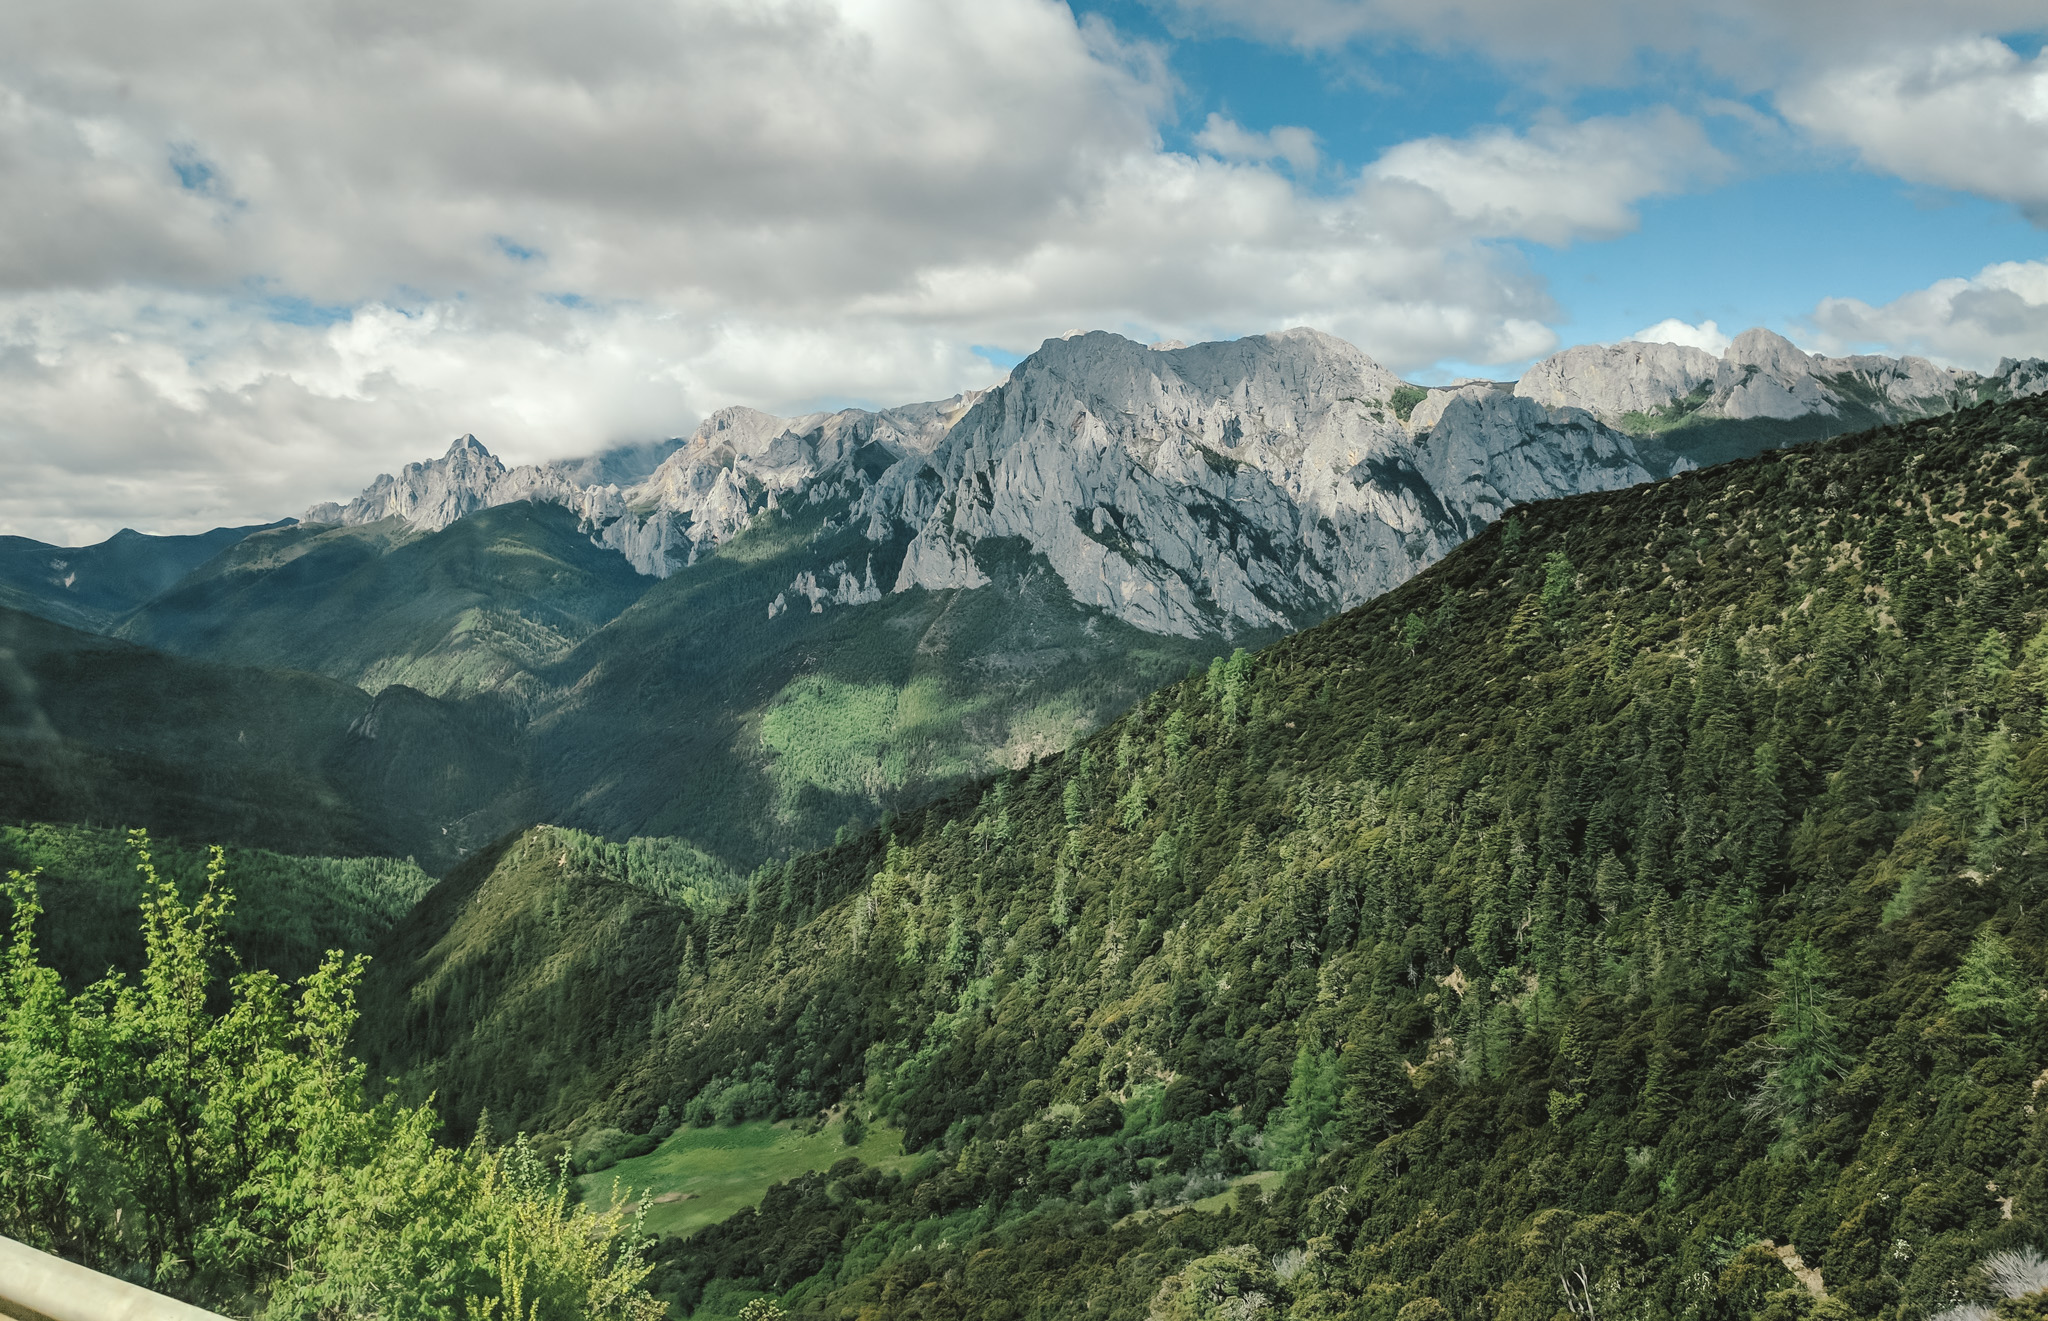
301,325,2048,639
1724,326,1812,372
301,433,510,532
1514,325,2048,433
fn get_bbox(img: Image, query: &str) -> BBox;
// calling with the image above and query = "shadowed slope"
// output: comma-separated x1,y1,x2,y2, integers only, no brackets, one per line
0,605,531,870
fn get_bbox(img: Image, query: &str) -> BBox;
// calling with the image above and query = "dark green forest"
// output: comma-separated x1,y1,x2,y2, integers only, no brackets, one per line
359,394,2048,1319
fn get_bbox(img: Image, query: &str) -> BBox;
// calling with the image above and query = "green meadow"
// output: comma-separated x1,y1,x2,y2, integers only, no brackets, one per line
581,1119,923,1239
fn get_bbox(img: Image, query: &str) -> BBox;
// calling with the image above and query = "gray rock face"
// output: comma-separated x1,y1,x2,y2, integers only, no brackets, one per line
306,434,510,531
1512,327,2035,429
1513,341,1720,421
2000,357,2048,399
872,329,1652,636
301,434,682,537
307,327,2048,639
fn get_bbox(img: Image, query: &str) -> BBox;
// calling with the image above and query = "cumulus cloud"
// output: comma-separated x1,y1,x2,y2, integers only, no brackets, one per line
0,0,1172,306
1363,109,1725,246
1811,260,2048,371
1193,114,1321,175
1628,319,1732,355
0,0,1744,542
1781,39,2048,223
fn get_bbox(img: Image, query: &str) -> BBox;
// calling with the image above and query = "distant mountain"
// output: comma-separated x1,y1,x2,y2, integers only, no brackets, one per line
301,326,2048,640
299,435,684,533
16,326,2048,870
0,520,286,632
0,605,532,869
1516,326,2048,468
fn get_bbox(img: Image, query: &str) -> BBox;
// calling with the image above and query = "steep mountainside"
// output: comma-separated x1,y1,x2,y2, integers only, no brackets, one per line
119,501,653,701
0,605,531,869
525,500,1243,861
366,394,2048,1320
0,520,284,631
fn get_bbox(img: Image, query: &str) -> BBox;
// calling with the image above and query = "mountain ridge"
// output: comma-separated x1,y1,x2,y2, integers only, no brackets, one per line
354,390,2048,1320
298,326,2048,642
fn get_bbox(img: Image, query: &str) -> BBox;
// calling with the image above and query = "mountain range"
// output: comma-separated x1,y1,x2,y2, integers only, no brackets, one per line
357,390,2048,1319
4,326,2043,872
9,329,2048,1318
294,326,2048,638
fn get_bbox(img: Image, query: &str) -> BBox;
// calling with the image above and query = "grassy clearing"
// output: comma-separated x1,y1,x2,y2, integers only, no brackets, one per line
1186,1169,1283,1215
582,1119,922,1239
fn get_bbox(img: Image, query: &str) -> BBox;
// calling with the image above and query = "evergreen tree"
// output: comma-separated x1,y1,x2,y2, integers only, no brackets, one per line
1264,1041,1342,1170
1947,927,2037,1042
1751,940,1847,1147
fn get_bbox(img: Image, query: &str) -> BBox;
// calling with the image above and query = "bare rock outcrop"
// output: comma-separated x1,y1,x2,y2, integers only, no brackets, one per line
302,327,2048,639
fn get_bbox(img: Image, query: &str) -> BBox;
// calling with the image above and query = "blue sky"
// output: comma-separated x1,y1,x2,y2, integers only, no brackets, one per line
1069,0,2048,380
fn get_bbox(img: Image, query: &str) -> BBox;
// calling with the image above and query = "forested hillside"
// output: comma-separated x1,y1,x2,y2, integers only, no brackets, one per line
0,521,283,632
0,603,534,870
369,394,2048,1319
119,501,653,703
0,821,434,987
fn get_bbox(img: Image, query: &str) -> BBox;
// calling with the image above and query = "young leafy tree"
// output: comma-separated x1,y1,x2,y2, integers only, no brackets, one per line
0,867,127,1268
0,833,665,1317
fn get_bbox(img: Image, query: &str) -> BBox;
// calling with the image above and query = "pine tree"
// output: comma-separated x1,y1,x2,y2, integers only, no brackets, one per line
1751,940,1847,1147
1946,927,2036,1042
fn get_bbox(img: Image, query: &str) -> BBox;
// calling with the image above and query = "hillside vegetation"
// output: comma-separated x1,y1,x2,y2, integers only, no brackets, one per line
0,821,434,988
0,604,533,871
119,503,652,703
0,837,667,1317
583,1117,920,1241
367,394,2048,1319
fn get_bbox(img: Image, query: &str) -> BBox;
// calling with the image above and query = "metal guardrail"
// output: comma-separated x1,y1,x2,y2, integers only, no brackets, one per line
0,1236,229,1321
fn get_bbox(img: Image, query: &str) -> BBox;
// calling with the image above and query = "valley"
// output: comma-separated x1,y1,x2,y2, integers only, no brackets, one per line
6,330,2048,1319
6,326,2039,875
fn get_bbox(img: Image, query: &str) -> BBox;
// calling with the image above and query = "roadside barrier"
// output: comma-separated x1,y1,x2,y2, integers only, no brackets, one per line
0,1237,229,1321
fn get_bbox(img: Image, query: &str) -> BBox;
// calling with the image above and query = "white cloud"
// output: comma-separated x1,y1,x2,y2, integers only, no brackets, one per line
1781,39,2048,223
0,288,1019,545
0,0,1172,306
1627,319,1731,355
1810,260,2048,371
1363,109,1726,246
0,0,1742,543
1193,113,1320,175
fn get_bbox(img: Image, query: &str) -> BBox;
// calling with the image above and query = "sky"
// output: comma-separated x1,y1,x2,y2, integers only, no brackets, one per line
4,0,2047,544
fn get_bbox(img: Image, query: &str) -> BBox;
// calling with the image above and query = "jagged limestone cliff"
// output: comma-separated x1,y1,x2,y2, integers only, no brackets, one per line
303,327,2048,640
